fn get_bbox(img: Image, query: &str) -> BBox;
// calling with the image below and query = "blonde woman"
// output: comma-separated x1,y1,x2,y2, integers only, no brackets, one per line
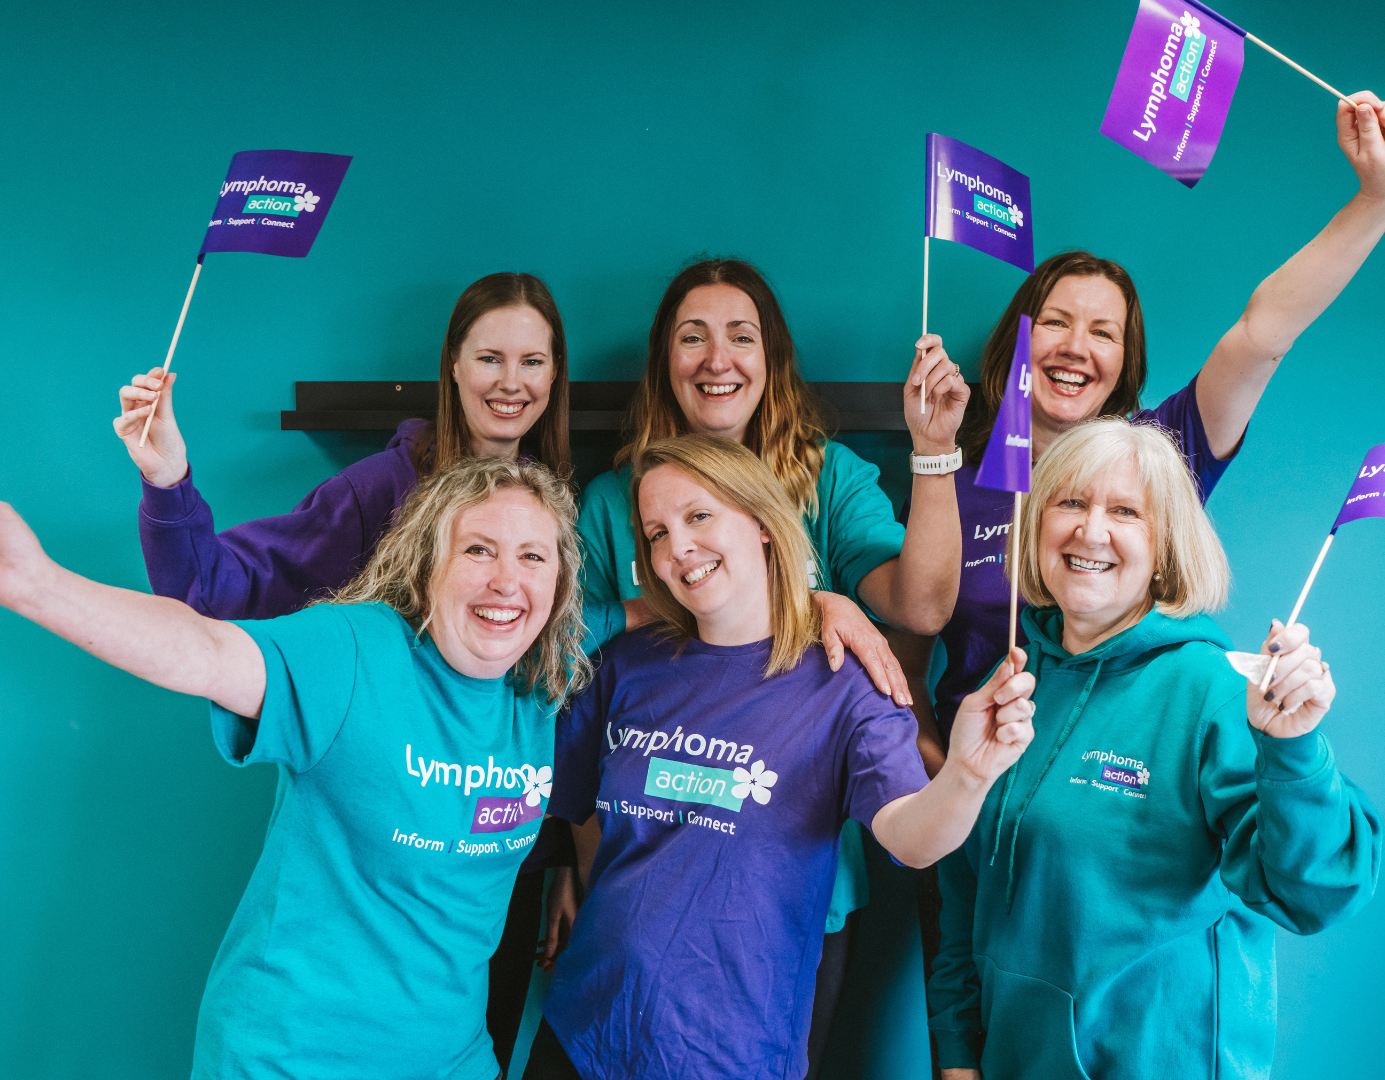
0,458,602,1080
527,435,1036,1080
928,419,1381,1080
577,258,969,1066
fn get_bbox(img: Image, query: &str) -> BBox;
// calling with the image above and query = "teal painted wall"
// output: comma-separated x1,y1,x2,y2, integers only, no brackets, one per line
2,1,1382,1076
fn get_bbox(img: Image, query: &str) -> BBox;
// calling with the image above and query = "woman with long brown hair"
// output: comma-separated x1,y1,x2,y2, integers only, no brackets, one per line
113,270,626,1076
575,256,970,1076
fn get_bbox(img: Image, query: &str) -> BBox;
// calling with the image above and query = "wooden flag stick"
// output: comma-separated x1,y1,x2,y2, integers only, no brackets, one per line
1246,34,1356,109
1258,532,1335,692
1008,490,1023,654
920,236,931,418
139,255,204,448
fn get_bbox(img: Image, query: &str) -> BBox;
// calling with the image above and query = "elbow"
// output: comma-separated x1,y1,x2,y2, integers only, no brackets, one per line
896,600,953,637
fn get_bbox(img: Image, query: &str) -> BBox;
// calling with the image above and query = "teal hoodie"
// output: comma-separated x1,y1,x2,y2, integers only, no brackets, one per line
928,606,1381,1079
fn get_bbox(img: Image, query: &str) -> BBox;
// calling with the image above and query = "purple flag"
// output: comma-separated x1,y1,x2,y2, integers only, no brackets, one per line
975,315,1033,493
201,149,352,258
1332,445,1385,532
925,134,1034,274
1100,1,1246,188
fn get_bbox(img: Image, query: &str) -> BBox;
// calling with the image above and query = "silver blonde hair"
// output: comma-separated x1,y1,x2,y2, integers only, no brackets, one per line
325,457,590,702
1015,417,1230,618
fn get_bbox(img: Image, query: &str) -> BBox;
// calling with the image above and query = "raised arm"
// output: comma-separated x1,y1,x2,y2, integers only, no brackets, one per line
858,336,967,635
1196,94,1385,458
0,502,266,717
872,648,1034,867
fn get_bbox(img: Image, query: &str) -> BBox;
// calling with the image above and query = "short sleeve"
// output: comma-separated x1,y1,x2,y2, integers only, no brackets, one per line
1135,375,1234,504
211,603,359,771
549,663,615,824
818,443,907,611
839,682,929,829
579,597,625,656
578,470,636,606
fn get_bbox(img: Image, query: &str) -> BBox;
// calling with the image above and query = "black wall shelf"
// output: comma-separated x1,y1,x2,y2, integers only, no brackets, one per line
281,381,910,433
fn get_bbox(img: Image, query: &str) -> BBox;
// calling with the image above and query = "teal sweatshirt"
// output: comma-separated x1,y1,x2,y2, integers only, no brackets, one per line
928,605,1381,1080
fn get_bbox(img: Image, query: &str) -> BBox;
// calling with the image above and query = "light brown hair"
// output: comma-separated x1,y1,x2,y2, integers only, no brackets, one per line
631,435,822,678
616,259,828,518
413,272,571,478
961,251,1148,463
1014,417,1229,618
327,457,591,702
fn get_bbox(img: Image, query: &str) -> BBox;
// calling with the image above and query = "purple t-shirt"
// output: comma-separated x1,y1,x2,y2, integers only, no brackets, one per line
544,628,928,1080
917,376,1234,737
138,419,429,619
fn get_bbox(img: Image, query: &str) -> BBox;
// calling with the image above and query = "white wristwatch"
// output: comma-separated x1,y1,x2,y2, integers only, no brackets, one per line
910,448,963,475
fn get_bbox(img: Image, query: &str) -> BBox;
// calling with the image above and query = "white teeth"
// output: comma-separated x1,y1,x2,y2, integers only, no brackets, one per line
1046,370,1091,387
474,606,522,623
1066,556,1113,573
682,561,720,584
698,384,739,396
488,401,525,415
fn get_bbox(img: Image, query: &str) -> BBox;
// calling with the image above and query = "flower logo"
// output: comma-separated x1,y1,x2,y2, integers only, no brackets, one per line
294,190,321,213
1008,203,1024,228
1137,766,1151,787
731,760,778,805
523,764,553,807
1180,12,1202,39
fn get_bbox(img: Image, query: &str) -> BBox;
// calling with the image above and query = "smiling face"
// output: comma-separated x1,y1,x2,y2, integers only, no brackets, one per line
451,305,555,460
667,284,768,445
1029,274,1127,444
638,463,773,646
1037,458,1156,654
427,487,561,679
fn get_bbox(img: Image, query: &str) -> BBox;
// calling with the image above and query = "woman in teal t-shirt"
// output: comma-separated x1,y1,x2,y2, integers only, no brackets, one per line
576,257,971,1075
0,458,603,1080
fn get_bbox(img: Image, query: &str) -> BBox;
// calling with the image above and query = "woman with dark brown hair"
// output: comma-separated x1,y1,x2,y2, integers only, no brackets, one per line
113,270,630,1077
575,256,971,1078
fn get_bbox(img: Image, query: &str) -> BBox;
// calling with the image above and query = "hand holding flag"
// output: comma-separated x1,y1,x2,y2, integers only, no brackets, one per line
904,333,969,453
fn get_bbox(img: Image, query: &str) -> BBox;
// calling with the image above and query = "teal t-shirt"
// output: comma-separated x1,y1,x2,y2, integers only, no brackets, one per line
576,440,907,930
194,601,557,1080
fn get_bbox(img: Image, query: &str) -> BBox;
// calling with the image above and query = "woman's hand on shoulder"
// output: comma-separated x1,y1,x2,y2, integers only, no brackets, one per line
904,334,969,456
1338,92,1385,204
814,590,911,706
113,367,189,488
1247,620,1335,739
948,647,1035,786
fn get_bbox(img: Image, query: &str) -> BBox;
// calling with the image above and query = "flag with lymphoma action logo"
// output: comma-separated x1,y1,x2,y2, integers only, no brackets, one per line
1332,444,1385,531
975,316,1033,493
201,149,352,258
1100,0,1246,187
925,134,1034,274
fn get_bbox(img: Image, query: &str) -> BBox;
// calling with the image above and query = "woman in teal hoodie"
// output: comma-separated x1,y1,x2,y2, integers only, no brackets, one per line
928,418,1381,1080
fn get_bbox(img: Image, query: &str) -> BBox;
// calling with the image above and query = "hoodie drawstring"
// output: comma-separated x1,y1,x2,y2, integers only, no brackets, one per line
993,658,1105,910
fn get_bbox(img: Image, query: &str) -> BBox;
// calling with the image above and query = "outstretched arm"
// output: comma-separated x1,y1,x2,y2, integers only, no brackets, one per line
1197,94,1385,458
859,335,968,635
872,648,1034,867
0,503,266,717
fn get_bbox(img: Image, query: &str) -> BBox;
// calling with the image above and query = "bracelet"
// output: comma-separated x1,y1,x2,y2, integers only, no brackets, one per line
910,448,962,475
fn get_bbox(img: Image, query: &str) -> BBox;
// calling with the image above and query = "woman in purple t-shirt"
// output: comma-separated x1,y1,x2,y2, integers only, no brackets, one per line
527,434,1037,1080
112,270,598,1077
898,93,1385,1052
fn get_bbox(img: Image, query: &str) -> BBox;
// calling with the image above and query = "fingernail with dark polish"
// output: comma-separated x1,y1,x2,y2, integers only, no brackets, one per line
1269,643,1280,653
1263,690,1275,702
1277,703,1285,713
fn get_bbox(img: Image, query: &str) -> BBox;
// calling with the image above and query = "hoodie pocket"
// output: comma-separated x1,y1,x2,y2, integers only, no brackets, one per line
979,956,1091,1080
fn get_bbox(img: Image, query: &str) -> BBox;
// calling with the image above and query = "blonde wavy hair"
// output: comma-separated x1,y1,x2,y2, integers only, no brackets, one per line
325,457,591,702
1015,417,1229,618
631,434,821,677
615,259,828,519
